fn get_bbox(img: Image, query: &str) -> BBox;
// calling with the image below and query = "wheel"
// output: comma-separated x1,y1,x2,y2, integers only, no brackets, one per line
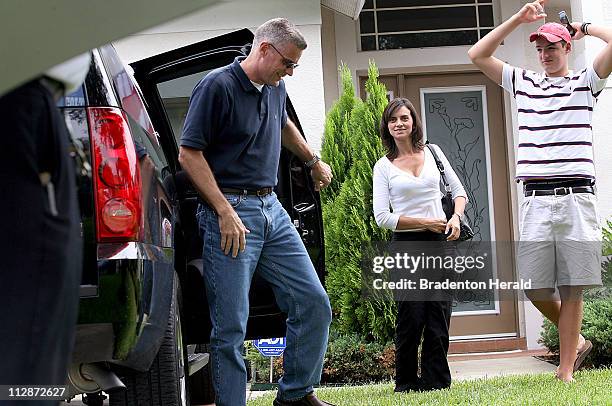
188,344,215,405
109,272,189,405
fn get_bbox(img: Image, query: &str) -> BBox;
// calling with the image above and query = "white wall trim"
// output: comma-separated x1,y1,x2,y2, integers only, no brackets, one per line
450,332,517,341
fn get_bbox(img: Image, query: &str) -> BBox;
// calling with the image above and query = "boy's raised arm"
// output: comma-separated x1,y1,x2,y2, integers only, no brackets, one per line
468,0,548,84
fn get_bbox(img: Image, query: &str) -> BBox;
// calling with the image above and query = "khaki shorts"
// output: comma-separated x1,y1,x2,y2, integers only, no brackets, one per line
517,192,603,289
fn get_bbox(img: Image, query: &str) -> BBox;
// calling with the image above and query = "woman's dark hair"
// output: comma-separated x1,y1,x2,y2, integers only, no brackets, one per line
379,97,424,160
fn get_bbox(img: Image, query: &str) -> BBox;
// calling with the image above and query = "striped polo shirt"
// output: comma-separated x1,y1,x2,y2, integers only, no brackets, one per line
501,63,608,180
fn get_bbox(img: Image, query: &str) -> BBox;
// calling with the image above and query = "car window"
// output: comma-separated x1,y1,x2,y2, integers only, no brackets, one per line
156,69,214,145
100,45,156,135
99,45,168,173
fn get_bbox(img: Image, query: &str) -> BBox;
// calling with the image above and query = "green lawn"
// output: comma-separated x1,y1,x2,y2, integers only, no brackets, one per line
247,368,612,405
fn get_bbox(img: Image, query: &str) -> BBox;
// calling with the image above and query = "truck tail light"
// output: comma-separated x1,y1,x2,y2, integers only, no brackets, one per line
87,107,142,242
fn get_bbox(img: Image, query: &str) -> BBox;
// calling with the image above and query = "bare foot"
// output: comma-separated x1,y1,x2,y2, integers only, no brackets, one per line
555,334,588,375
555,363,575,382
577,334,586,352
555,372,575,383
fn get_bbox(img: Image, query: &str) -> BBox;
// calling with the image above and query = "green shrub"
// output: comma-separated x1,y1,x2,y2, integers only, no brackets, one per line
585,219,612,300
602,219,612,256
321,333,395,384
320,63,356,205
322,62,395,342
247,333,396,385
539,299,612,367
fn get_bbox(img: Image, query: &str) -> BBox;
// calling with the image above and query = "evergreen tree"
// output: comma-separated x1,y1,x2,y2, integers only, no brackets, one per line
320,63,356,205
322,61,395,342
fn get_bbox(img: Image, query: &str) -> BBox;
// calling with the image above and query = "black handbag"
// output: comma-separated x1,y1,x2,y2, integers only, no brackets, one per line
425,143,474,241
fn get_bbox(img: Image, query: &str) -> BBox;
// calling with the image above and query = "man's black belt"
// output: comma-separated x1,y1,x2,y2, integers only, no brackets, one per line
220,187,273,196
524,186,595,197
523,178,594,197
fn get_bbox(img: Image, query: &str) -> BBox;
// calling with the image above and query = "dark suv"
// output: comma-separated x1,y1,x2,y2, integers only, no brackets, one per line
63,29,325,405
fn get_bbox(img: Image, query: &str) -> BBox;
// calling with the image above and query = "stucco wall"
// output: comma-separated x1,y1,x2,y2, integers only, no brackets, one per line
113,0,326,151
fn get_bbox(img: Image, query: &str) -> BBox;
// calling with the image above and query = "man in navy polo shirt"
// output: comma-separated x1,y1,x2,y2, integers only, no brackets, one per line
179,18,334,406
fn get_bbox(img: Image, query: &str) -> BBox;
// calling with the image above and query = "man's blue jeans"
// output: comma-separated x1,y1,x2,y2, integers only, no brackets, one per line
197,192,332,406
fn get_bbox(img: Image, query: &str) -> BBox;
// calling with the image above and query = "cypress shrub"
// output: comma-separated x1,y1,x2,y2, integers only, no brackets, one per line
320,63,356,206
322,61,395,342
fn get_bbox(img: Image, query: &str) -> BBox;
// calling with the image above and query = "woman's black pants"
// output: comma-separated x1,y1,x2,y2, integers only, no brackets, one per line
392,231,453,391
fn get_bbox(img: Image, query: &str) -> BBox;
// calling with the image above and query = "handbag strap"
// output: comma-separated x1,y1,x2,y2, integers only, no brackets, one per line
425,143,452,193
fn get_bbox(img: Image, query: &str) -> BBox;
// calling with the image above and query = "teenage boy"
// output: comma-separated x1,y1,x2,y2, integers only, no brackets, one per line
468,0,612,382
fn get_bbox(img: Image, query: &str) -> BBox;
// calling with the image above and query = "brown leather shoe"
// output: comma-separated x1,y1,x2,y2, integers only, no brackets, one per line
273,392,336,406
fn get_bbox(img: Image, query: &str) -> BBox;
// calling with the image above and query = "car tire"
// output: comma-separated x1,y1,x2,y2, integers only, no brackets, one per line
109,272,189,406
188,343,215,405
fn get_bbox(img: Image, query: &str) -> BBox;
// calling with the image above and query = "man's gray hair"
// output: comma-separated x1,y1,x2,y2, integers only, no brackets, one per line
253,18,307,51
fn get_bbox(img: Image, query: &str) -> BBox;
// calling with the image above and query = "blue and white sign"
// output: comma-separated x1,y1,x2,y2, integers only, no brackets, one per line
253,337,286,357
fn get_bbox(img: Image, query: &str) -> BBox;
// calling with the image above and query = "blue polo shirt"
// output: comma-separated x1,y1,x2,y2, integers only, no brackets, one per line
180,56,288,189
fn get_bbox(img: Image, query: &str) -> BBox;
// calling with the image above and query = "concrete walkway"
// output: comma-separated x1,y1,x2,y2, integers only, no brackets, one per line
448,349,556,381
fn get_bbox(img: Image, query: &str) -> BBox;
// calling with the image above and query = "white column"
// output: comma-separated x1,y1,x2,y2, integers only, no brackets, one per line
576,0,612,220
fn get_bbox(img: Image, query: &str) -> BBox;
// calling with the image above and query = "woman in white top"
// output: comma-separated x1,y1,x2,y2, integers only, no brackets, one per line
373,97,467,392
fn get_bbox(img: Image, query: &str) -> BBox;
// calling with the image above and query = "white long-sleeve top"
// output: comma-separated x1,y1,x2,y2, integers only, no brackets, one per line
373,144,467,231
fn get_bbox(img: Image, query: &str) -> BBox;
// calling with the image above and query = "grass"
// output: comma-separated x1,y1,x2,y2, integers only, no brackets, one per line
247,368,612,405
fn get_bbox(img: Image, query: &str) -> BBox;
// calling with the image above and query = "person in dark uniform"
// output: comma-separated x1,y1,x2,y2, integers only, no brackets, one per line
0,53,89,403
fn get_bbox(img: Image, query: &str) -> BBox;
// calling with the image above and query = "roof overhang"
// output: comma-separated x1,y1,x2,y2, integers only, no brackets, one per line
321,0,365,20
